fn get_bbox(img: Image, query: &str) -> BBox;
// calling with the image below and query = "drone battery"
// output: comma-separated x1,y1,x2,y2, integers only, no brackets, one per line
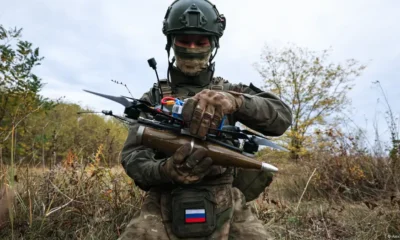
172,99,184,119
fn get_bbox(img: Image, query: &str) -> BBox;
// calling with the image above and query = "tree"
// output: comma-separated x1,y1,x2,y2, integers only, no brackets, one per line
0,25,127,166
19,102,128,167
254,43,366,160
0,25,55,163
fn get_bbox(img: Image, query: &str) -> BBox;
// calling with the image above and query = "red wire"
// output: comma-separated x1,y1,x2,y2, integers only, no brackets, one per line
161,97,175,105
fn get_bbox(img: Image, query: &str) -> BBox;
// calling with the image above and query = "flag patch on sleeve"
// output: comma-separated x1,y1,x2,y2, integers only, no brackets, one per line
185,209,206,223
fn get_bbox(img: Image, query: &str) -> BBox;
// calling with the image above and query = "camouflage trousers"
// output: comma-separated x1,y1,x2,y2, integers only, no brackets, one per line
118,186,270,240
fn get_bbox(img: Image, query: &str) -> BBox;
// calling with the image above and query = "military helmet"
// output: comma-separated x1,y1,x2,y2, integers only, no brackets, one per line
162,0,226,54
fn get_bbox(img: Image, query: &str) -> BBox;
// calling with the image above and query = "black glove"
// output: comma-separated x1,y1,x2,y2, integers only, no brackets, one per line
160,143,213,184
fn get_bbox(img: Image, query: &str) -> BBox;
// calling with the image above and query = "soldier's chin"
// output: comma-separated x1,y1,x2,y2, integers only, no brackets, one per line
181,67,201,76
179,65,203,76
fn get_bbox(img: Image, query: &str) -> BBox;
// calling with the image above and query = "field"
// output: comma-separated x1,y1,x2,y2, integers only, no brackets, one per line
2,22,400,240
1,151,399,240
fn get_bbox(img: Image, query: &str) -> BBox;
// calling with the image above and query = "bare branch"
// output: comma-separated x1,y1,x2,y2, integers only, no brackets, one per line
254,43,366,159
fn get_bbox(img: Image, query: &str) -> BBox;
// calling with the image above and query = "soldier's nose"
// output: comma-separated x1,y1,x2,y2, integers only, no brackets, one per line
187,42,197,48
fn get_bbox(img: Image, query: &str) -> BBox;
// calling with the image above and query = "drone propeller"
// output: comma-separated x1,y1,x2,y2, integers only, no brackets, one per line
212,129,249,139
122,95,152,106
83,89,132,108
251,136,289,152
210,128,288,152
241,129,269,139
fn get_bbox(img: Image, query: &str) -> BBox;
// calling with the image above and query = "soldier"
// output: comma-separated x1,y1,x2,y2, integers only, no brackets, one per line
118,0,292,239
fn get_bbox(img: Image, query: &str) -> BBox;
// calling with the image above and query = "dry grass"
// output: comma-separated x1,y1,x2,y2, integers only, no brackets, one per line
256,197,400,240
256,168,400,240
256,148,400,240
0,163,143,239
0,151,399,239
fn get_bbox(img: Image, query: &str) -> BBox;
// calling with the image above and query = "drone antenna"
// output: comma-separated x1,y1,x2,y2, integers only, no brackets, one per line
147,58,163,99
111,79,134,98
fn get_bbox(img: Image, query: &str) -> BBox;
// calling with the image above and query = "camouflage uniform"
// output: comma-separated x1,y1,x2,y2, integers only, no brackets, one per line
118,67,292,239
118,0,292,238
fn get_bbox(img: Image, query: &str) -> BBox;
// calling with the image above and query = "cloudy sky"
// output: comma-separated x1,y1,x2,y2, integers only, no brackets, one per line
2,0,399,147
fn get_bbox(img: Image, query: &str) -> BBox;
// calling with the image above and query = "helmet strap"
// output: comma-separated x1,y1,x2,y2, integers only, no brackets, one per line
208,36,219,63
209,47,218,64
167,56,175,85
166,35,173,61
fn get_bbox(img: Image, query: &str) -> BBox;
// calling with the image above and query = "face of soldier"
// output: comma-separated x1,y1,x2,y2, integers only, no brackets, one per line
173,35,212,76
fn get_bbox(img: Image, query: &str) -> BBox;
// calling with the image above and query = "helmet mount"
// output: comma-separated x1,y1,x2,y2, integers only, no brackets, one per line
179,4,208,28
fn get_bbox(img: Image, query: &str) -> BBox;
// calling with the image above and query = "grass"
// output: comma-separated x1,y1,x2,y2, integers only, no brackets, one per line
257,168,400,239
0,152,399,239
0,163,142,239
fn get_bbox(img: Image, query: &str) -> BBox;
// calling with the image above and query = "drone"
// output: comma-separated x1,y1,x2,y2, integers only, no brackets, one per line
82,58,288,160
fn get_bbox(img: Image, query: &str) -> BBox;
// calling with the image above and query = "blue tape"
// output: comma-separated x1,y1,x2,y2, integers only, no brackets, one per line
172,98,184,119
218,115,227,130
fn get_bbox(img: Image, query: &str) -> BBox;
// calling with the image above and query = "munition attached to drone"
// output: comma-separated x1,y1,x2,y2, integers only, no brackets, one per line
82,58,288,173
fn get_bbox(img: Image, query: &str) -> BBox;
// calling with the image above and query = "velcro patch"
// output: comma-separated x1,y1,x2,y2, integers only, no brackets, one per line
185,209,206,223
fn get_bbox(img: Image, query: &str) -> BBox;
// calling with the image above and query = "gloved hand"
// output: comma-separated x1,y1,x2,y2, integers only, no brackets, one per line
160,143,213,184
182,89,244,137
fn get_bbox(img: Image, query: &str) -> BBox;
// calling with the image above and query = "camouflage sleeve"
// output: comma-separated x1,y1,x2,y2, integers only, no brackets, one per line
228,83,290,201
120,90,170,191
231,83,292,136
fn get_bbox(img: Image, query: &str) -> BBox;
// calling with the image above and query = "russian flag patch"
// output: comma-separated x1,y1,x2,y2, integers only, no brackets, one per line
185,209,206,223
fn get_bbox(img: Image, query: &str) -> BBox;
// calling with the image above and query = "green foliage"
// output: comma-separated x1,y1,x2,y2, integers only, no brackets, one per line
0,25,56,148
0,25,43,94
255,43,366,160
0,25,127,167
1,101,128,166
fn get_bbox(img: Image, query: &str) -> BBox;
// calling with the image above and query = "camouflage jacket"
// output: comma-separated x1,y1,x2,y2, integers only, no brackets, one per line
120,69,292,194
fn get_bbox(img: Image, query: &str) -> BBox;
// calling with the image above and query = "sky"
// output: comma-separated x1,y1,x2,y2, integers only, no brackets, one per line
1,0,399,149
